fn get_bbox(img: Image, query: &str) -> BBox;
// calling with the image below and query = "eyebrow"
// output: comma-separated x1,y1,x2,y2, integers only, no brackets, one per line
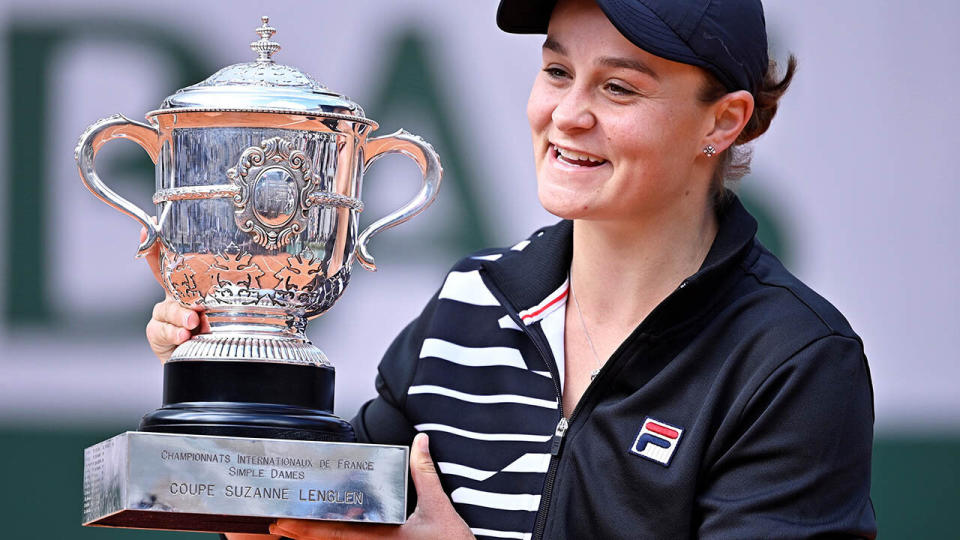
542,36,661,81
542,36,567,56
598,56,660,81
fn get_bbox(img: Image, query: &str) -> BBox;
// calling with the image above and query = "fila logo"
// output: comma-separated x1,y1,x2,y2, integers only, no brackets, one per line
630,417,683,466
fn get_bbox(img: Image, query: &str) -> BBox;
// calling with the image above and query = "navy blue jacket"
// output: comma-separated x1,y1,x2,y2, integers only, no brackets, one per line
353,195,877,539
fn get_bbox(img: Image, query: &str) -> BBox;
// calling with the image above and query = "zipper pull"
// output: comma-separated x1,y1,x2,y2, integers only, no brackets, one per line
550,417,569,456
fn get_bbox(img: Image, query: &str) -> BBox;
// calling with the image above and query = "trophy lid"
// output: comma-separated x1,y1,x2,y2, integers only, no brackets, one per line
152,16,368,121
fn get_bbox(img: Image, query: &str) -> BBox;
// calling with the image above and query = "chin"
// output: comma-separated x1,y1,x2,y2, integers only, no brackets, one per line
537,184,593,220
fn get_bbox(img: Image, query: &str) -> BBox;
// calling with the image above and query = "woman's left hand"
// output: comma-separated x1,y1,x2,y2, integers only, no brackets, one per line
269,433,474,540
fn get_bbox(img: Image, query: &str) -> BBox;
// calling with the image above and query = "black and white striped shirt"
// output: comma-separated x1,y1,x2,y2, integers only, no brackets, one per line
356,227,571,540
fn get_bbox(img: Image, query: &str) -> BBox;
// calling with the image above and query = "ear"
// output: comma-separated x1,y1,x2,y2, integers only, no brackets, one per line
703,90,754,153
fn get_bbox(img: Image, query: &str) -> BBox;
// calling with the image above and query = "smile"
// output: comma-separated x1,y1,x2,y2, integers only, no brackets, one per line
552,144,606,167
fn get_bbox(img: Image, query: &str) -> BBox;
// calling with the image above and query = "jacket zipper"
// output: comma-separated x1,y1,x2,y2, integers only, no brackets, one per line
530,286,677,539
532,370,607,539
532,416,568,539
480,270,675,539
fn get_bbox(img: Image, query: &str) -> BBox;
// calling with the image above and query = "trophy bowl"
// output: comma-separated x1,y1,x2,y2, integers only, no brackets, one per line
76,16,441,442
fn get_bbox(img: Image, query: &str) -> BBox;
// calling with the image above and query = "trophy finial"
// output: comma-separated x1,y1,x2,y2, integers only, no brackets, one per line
251,15,281,63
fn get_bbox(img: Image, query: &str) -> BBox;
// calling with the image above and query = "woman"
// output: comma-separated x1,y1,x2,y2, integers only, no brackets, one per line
148,0,877,538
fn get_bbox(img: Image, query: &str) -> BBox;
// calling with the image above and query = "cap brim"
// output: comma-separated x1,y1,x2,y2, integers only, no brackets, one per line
496,0,556,34
496,0,699,66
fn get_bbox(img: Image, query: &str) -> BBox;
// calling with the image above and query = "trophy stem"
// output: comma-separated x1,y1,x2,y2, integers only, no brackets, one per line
169,329,330,368
203,306,303,333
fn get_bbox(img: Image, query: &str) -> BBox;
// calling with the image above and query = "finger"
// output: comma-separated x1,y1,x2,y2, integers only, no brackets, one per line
196,310,211,334
408,433,449,515
272,519,393,539
223,533,282,540
153,299,199,329
268,524,294,538
146,320,187,364
268,523,304,539
146,319,190,349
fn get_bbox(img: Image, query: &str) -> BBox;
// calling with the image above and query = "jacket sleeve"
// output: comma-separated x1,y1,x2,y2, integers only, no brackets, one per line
350,292,440,446
697,334,877,539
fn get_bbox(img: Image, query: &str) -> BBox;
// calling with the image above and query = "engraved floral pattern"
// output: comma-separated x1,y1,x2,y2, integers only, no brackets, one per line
212,246,265,288
166,256,202,303
273,251,323,291
160,244,348,319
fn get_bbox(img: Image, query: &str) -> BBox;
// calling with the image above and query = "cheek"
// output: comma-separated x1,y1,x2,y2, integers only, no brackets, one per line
615,106,701,167
526,81,554,134
662,103,710,151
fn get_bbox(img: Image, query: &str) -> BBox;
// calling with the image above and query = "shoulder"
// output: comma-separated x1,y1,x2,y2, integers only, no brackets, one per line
384,220,566,351
714,239,875,425
745,241,858,338
434,221,568,302
717,239,864,363
692,238,873,421
446,221,564,273
697,245,875,520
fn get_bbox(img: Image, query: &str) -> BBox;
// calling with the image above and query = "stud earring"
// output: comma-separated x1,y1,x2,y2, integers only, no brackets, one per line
703,145,717,157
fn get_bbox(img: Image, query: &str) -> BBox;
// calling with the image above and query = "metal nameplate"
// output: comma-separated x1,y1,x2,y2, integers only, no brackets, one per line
83,431,408,533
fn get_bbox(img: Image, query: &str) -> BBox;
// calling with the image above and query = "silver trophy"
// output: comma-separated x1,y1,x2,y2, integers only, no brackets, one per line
76,16,440,533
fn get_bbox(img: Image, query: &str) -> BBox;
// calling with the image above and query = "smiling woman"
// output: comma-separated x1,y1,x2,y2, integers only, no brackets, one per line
529,5,726,226
148,1,876,539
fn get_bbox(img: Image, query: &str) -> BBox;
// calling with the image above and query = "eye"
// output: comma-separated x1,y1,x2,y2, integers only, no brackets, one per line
543,66,571,80
603,81,637,96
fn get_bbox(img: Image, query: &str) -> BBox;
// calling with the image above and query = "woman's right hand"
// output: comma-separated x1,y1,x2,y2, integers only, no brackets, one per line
141,225,207,363
146,295,204,362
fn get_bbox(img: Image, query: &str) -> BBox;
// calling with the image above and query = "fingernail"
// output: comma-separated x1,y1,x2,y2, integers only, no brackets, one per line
183,313,196,328
270,522,295,536
416,433,430,457
177,329,190,342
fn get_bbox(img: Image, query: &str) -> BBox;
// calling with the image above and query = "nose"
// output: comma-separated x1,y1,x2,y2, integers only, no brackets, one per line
551,86,595,132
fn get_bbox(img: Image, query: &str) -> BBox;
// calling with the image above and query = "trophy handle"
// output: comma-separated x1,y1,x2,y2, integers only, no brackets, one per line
75,114,163,257
357,129,442,271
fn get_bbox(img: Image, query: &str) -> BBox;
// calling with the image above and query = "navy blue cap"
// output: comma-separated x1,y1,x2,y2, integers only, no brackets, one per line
497,0,769,93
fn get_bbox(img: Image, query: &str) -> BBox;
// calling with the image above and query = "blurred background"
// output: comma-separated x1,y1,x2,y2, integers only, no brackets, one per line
0,0,957,537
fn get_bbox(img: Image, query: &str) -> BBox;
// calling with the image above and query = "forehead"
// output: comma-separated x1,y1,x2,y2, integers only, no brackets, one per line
544,0,707,84
546,0,638,55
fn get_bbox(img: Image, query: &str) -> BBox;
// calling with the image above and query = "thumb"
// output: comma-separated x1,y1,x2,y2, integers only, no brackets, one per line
409,433,449,514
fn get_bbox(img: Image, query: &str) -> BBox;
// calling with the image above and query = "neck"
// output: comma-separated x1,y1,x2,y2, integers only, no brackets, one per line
569,191,718,334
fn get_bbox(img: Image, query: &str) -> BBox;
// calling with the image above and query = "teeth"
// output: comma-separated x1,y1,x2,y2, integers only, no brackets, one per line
554,145,604,163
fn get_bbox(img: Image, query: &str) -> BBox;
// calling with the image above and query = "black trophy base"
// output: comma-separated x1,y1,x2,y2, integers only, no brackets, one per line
139,360,355,442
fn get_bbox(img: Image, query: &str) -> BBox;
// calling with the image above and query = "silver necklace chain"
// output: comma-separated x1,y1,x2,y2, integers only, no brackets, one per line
569,275,604,381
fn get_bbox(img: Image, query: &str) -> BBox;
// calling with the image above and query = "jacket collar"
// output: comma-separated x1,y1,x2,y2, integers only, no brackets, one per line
482,192,758,318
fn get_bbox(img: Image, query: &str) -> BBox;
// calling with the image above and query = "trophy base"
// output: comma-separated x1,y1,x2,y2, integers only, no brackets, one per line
140,360,355,442
83,432,408,532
